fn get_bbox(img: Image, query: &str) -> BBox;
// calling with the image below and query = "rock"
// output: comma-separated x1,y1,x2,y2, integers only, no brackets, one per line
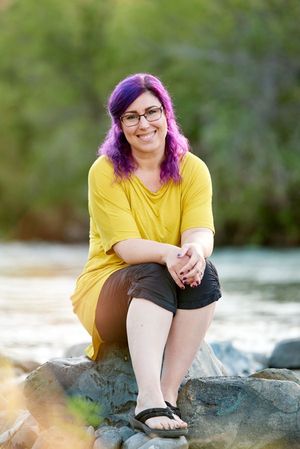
187,342,227,378
139,436,188,449
0,410,32,446
94,425,123,449
10,413,39,448
211,341,266,375
24,341,225,427
64,343,90,358
122,432,151,449
31,425,94,449
118,425,135,442
123,433,188,449
0,353,40,377
250,368,300,384
268,338,300,369
178,376,300,448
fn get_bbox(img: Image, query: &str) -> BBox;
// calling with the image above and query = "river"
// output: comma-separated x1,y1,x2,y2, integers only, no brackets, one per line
0,242,299,364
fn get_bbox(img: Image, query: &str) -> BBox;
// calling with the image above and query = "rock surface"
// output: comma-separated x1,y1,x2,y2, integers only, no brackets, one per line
24,341,226,427
211,341,266,375
179,376,300,448
23,342,300,448
250,367,300,384
268,338,300,369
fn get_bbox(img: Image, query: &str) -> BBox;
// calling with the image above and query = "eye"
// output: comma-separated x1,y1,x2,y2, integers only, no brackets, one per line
124,113,138,121
147,107,159,115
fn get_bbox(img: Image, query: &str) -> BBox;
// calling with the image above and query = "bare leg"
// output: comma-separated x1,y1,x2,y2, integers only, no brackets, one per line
126,298,185,430
161,303,216,409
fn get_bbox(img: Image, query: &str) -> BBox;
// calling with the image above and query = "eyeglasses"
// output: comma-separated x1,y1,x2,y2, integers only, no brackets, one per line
120,106,163,127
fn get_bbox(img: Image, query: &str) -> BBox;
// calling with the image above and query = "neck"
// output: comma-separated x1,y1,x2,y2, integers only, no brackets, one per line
132,149,165,172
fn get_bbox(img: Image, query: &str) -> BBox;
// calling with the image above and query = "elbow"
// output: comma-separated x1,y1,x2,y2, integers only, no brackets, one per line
113,240,135,264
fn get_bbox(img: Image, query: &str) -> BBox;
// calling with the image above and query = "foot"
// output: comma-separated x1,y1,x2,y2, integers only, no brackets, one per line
135,402,187,430
164,401,187,428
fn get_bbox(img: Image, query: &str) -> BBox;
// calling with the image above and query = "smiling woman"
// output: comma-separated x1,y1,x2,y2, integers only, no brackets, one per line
70,73,222,436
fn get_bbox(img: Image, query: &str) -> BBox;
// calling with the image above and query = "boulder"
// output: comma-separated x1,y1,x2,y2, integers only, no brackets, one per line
211,341,266,375
249,367,300,384
24,341,226,428
179,376,300,449
268,338,300,369
23,342,300,448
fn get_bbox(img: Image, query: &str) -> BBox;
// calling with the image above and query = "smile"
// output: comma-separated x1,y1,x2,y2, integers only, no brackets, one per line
137,131,156,142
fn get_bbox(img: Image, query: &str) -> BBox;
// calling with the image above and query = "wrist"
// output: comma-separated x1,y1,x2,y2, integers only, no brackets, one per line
161,244,180,265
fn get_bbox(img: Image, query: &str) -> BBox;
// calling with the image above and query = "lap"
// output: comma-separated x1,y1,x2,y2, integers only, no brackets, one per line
95,261,221,343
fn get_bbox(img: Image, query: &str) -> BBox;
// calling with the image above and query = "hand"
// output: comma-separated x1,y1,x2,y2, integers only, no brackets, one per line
177,243,206,287
164,246,191,289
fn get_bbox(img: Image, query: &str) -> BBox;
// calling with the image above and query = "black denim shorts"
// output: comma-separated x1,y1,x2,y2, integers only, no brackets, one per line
95,260,222,343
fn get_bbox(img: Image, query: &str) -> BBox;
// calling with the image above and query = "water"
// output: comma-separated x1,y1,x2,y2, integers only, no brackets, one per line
0,242,299,364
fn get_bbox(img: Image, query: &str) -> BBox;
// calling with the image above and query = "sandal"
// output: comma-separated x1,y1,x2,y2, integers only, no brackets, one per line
165,401,182,419
130,407,188,438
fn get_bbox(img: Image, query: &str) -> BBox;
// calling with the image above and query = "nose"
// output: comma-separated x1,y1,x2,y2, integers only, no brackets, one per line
138,115,150,128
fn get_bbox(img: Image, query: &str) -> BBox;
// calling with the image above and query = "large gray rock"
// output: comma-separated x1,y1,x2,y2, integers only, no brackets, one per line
24,342,300,448
24,342,226,428
268,338,300,369
249,367,300,384
178,376,300,449
211,341,267,375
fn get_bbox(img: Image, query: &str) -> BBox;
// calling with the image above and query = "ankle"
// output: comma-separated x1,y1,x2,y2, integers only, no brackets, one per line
136,392,165,411
161,386,179,406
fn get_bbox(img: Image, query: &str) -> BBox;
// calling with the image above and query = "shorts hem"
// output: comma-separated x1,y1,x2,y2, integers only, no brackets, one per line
129,288,176,315
178,291,222,310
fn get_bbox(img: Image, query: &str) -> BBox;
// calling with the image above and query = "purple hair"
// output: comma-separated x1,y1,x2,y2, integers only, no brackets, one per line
98,73,189,182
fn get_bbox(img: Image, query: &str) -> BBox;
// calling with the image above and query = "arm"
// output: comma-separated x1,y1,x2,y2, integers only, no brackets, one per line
113,239,188,289
178,228,214,286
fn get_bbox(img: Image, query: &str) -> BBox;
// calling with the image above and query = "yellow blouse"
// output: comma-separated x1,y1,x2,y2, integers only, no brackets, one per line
71,151,214,360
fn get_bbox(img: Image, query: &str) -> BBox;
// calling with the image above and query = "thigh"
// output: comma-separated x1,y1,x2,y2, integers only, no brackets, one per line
95,266,134,344
177,259,222,309
95,263,178,343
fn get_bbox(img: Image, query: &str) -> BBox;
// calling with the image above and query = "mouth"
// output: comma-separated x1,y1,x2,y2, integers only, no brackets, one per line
137,131,156,142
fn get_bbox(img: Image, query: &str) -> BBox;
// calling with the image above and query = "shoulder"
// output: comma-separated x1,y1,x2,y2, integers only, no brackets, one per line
180,152,211,178
89,155,114,178
88,155,115,183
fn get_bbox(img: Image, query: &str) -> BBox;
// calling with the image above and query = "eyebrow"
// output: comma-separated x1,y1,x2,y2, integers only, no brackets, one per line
123,105,161,114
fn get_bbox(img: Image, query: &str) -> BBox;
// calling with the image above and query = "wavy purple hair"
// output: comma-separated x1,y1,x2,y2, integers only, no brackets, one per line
98,73,189,182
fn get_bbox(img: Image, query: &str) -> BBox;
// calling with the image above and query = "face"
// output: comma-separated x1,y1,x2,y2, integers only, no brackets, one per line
120,91,167,159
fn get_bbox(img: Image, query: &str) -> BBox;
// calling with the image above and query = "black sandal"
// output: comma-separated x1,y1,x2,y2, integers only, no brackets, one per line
165,401,182,418
130,407,188,438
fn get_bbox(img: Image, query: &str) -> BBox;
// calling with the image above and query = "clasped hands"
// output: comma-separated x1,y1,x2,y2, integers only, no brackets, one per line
165,243,206,289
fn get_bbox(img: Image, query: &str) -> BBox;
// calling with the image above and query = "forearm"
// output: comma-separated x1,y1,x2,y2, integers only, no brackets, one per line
113,238,178,265
181,228,214,258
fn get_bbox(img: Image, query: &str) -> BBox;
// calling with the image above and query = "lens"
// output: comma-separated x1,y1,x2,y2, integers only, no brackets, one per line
145,107,162,122
122,114,139,126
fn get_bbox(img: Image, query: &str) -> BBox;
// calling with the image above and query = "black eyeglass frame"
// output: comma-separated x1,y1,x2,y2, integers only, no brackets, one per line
120,106,163,127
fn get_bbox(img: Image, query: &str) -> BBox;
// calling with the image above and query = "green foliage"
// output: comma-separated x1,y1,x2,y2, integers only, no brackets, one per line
67,395,102,428
0,0,299,245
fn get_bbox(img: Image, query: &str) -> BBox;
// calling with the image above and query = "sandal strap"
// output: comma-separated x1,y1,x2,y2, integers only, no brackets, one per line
135,407,173,423
165,401,181,418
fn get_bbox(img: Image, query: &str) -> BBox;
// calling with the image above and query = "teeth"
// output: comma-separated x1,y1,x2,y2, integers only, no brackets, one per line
138,131,155,141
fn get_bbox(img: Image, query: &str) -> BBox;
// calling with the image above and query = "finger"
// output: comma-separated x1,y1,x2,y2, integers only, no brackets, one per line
183,265,204,280
177,246,189,258
184,274,201,286
170,269,185,289
179,258,198,276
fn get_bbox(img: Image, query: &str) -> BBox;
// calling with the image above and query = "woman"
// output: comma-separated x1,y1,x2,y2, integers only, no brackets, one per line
71,73,222,438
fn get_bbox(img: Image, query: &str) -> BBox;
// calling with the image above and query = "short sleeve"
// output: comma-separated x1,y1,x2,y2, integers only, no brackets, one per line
88,157,141,253
180,155,215,234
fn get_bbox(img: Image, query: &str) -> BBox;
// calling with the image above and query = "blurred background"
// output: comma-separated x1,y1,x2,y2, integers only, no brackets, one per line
0,0,299,363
